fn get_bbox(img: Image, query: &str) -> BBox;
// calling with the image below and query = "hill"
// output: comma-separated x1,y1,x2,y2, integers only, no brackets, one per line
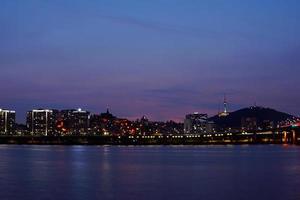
209,106,293,129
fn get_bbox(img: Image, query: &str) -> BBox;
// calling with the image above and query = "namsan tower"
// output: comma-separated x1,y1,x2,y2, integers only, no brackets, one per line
218,94,229,117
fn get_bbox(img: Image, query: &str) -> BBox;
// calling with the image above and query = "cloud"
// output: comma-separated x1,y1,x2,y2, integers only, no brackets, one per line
96,14,217,39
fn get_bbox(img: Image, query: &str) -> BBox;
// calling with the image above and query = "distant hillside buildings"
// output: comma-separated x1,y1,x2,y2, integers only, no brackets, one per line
184,113,215,134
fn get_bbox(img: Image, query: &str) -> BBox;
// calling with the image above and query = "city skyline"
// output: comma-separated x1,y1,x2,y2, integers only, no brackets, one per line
0,100,296,125
2,101,228,124
1,0,300,123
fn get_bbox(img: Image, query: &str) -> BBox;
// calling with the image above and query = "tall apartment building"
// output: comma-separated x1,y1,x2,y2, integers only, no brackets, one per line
0,109,16,135
26,109,58,136
60,108,90,134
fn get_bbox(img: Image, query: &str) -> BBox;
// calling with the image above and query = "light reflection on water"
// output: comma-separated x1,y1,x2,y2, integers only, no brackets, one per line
0,145,299,200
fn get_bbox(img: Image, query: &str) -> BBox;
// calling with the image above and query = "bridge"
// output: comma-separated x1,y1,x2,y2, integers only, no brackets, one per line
0,128,299,145
278,121,300,145
0,122,299,145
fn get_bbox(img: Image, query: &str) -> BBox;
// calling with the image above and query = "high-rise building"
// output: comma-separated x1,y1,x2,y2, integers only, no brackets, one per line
72,108,90,134
0,109,16,135
60,108,90,134
26,109,58,136
184,112,214,134
60,109,76,133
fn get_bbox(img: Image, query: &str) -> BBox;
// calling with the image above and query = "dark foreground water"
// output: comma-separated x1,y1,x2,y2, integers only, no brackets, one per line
0,145,299,200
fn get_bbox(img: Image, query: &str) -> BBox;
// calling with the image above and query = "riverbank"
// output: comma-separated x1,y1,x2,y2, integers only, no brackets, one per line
0,135,298,145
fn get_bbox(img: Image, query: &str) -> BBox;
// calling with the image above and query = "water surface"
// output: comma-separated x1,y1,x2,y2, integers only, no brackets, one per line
0,145,299,200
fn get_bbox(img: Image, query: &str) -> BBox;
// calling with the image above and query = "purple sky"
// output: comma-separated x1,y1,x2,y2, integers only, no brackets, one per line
1,0,300,123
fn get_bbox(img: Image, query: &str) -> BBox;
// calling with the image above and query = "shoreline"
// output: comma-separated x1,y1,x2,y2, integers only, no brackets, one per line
0,135,298,145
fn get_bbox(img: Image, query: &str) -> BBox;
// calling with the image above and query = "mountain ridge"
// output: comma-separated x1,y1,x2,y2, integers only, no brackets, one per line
209,106,294,128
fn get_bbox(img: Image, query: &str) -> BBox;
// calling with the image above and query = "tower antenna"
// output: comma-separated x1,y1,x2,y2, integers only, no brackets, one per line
223,93,227,114
219,93,229,117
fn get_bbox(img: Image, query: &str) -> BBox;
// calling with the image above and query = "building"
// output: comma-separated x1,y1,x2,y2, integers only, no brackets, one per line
241,117,257,131
89,114,102,134
26,109,58,136
100,108,116,120
60,109,76,133
184,112,214,134
0,109,16,135
72,108,90,134
99,109,117,135
60,108,90,135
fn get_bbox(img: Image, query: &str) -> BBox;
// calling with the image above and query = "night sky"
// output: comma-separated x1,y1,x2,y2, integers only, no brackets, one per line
1,0,300,123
